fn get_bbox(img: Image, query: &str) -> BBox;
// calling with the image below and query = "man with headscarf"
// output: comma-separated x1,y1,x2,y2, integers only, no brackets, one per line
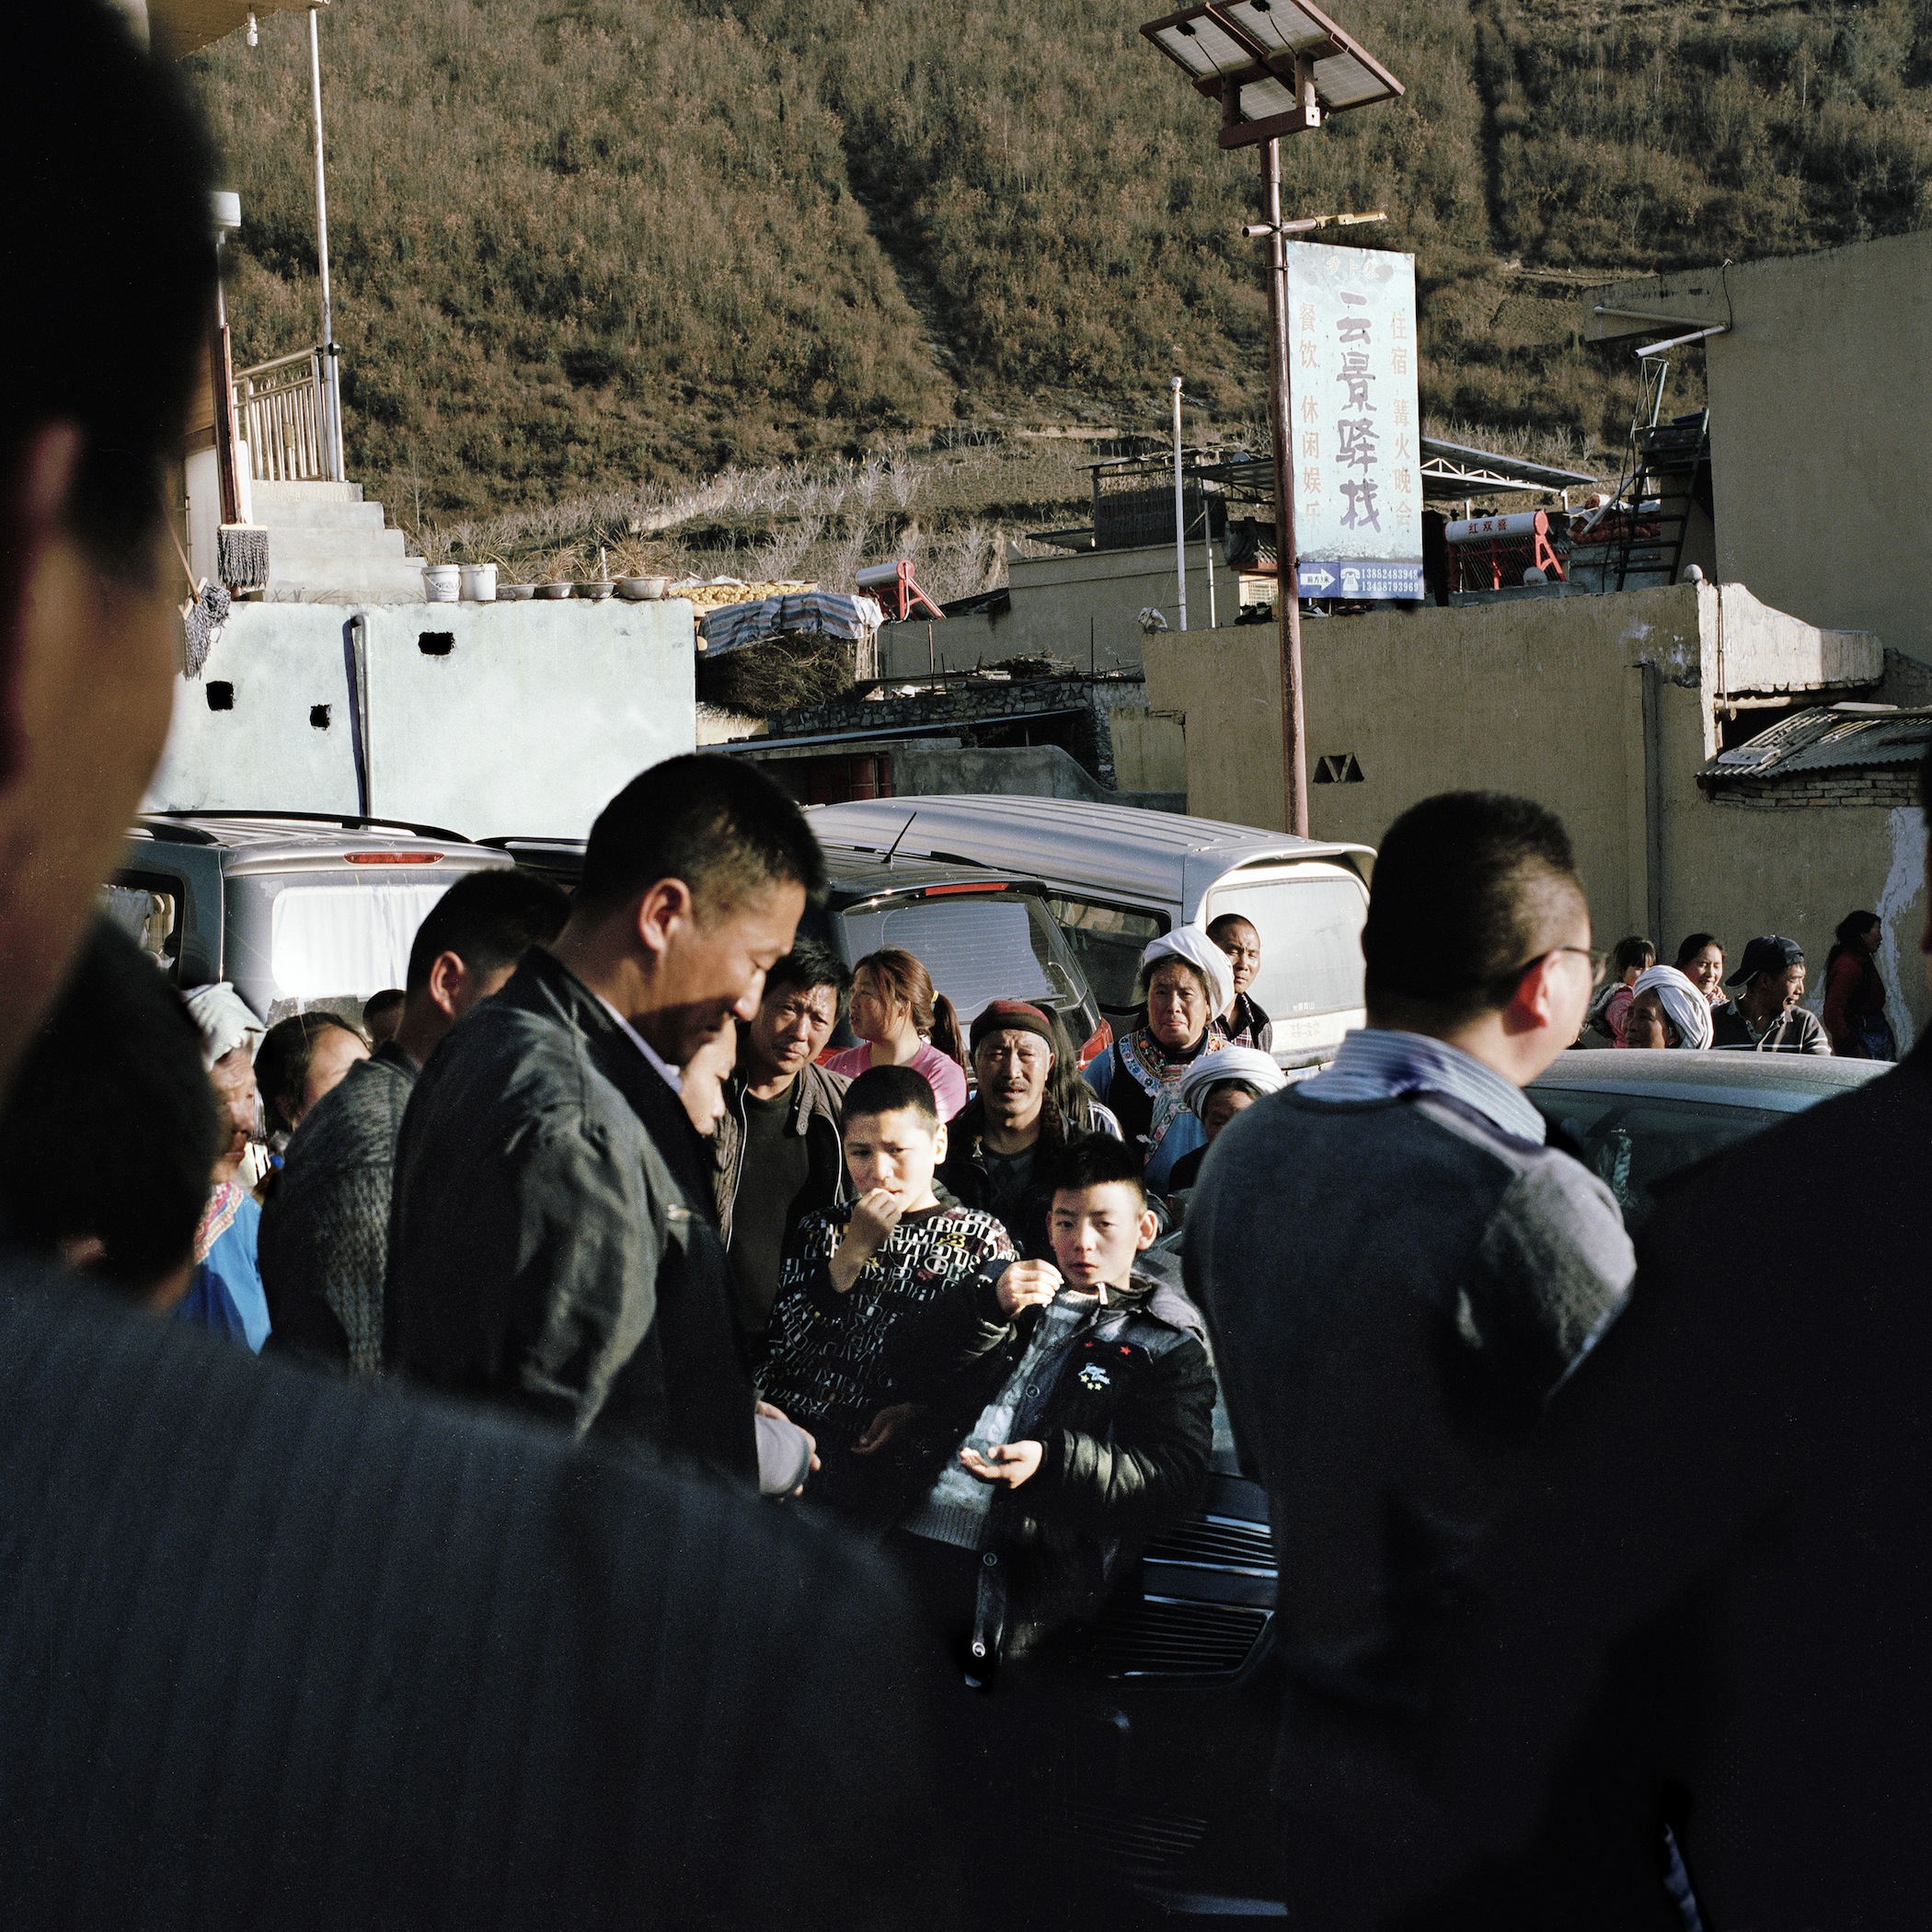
1712,934,1830,1052
1082,926,1234,1191
1618,963,1715,1050
1164,1045,1288,1192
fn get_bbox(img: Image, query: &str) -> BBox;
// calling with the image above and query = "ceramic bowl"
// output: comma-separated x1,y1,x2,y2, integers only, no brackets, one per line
498,582,535,601
535,581,574,600
615,575,671,601
576,581,616,602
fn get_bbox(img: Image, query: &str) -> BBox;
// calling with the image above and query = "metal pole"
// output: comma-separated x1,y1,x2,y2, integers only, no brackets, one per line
1263,139,1309,837
1171,375,1189,632
308,7,344,481
1202,504,1218,629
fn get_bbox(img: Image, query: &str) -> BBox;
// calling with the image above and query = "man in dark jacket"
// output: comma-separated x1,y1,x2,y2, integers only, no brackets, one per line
874,1133,1214,1675
940,999,1112,1258
1188,792,1635,1930
0,17,959,1927
261,867,567,1372
1383,751,1932,1932
713,939,851,1360
385,755,824,1486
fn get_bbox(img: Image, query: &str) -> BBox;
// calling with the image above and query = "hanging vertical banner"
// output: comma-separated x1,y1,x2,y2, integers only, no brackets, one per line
1286,243,1424,601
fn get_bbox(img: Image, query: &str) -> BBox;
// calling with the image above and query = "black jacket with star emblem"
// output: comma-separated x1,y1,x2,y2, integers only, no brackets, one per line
867,1265,1216,1640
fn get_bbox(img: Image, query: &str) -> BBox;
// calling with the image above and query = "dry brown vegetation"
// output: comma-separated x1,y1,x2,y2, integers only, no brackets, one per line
187,0,1932,523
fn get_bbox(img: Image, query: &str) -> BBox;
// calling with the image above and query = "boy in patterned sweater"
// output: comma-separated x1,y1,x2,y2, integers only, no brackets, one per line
763,1065,1018,1501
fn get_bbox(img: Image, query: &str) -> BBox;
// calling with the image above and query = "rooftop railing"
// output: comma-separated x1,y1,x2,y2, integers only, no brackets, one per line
233,346,344,484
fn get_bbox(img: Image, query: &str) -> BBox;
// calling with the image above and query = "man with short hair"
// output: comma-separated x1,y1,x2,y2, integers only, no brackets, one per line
1378,747,1932,1929
940,1000,1097,1257
386,755,822,1484
713,939,853,1360
1711,933,1831,1052
262,867,569,1373
1187,791,1636,1928
0,12,956,1925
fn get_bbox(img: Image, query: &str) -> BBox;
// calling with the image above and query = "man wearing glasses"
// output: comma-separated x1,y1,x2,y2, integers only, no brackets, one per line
1186,790,1635,1932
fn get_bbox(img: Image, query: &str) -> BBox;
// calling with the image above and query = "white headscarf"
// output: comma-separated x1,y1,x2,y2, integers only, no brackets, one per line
1180,1045,1285,1117
182,981,265,1070
1136,925,1236,1021
1629,965,1714,1050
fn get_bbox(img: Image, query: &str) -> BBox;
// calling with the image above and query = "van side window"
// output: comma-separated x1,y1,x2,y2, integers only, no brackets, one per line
104,874,183,977
1043,896,1167,1016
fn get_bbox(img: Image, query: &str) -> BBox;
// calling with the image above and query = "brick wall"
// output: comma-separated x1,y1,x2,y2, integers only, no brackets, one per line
1704,768,1923,808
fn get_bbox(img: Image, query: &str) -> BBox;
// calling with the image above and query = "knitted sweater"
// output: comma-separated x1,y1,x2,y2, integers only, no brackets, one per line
762,1191,1018,1452
259,1041,417,1374
1186,1083,1635,1893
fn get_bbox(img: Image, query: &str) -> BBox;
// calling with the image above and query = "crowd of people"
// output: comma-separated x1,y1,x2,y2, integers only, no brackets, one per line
4,12,1930,1929
1581,916,1894,1054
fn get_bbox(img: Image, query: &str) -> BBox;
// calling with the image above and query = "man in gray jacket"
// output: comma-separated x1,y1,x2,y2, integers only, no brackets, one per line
386,756,823,1486
261,867,568,1372
1187,791,1636,1930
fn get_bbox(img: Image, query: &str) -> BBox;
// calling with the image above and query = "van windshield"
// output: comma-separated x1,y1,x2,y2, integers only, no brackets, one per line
836,892,1078,1023
1205,873,1367,1021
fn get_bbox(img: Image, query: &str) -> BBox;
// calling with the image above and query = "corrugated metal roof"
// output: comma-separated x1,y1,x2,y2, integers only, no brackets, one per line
1700,706,1932,781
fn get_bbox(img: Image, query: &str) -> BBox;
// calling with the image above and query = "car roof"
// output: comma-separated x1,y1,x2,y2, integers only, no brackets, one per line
478,836,1052,899
1532,1046,1885,1112
804,796,1372,914
133,812,508,874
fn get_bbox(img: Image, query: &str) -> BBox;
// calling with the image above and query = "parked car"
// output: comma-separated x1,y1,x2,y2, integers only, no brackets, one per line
484,836,1110,1057
803,796,1374,1070
1041,1046,1888,1922
108,812,513,1024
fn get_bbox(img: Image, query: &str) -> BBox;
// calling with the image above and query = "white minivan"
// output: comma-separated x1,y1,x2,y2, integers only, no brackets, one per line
805,796,1374,1069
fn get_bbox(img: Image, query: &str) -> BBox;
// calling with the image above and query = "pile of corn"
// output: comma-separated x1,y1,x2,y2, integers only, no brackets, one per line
673,579,817,611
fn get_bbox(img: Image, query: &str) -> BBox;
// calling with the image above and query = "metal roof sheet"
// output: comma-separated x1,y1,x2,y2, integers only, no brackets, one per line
1700,707,1932,782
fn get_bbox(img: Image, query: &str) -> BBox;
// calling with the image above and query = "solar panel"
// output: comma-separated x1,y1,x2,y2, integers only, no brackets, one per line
1142,0,1402,146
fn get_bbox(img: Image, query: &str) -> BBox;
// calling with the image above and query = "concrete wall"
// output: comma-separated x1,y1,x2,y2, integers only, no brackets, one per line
146,597,697,840
1586,232,1932,661
878,542,1248,679
1144,585,1928,1050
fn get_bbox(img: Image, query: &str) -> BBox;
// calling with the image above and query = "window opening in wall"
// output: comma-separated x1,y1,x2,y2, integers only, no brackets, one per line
418,632,454,657
206,682,235,711
1314,753,1363,783
310,704,332,729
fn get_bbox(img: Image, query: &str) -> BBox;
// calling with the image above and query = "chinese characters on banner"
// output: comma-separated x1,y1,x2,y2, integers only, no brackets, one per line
1285,243,1424,601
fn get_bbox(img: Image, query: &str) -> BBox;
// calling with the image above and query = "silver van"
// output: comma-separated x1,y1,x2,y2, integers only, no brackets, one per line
805,797,1374,1068
109,812,513,1023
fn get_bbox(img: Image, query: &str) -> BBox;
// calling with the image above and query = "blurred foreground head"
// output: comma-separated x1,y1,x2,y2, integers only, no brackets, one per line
0,4,214,1087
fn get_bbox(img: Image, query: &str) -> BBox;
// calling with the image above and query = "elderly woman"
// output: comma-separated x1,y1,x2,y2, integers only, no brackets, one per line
1619,964,1715,1051
1163,1046,1286,1194
1083,926,1234,1190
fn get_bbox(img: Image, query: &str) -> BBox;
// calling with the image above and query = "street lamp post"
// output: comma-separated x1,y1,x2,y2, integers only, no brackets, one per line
307,5,344,482
1140,0,1403,837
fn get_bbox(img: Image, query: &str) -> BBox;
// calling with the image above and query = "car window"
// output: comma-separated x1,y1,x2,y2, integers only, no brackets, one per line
1530,1087,1786,1231
1204,876,1367,1021
102,874,182,974
835,893,1078,1023
265,880,453,1005
1042,895,1167,1015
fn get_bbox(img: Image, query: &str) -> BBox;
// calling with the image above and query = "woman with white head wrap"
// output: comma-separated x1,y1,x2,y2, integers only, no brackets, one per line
1620,964,1715,1051
1165,1046,1288,1193
1081,926,1236,1191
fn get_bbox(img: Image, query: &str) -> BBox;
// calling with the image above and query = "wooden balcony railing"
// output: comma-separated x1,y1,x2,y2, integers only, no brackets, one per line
233,347,343,484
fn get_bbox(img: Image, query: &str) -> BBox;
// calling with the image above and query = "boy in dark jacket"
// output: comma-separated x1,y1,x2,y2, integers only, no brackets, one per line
867,1134,1215,1682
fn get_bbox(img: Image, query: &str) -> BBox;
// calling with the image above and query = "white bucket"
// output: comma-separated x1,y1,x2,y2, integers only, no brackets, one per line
459,563,498,602
422,564,460,604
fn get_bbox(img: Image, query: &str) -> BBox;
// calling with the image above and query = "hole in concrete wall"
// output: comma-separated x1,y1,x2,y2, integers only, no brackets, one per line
418,631,454,657
310,704,332,730
1313,753,1363,784
206,682,235,712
